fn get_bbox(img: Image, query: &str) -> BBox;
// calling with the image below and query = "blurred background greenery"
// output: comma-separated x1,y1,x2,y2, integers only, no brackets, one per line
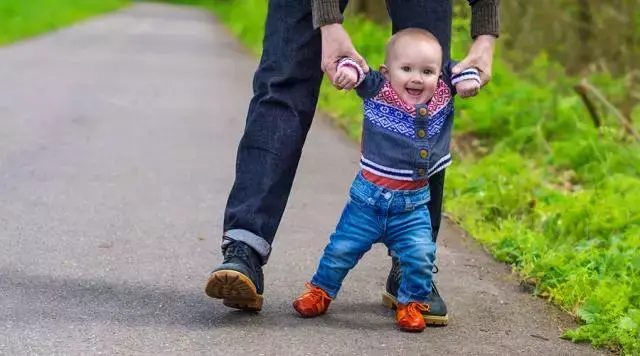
0,0,128,45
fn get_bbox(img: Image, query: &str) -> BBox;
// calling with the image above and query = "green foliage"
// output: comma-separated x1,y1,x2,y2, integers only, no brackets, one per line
0,0,129,46
445,155,640,354
178,0,639,353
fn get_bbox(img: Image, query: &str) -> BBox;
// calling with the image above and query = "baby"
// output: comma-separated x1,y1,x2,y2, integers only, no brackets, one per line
292,28,480,332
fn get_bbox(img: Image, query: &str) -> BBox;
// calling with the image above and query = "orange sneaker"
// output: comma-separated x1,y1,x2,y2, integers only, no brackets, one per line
396,302,430,332
292,282,333,318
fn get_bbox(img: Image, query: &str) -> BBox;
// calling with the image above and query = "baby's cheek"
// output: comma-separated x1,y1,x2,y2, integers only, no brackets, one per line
425,81,438,96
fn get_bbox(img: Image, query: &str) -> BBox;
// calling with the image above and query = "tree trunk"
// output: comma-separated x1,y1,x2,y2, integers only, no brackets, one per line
573,0,594,74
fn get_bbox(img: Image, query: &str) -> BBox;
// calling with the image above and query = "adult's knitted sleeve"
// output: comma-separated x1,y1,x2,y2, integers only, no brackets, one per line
312,0,343,29
469,0,500,38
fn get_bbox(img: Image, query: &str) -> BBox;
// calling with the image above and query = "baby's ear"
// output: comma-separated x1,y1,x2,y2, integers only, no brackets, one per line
379,64,390,80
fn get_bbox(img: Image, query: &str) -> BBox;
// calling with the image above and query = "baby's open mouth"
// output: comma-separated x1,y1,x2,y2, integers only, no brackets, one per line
406,88,423,96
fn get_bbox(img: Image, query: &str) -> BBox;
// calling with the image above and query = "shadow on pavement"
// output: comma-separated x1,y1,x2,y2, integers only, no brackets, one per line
0,270,395,331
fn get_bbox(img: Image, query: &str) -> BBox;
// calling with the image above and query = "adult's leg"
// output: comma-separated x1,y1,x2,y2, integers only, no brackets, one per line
386,0,453,61
206,0,348,310
222,0,349,263
427,169,446,243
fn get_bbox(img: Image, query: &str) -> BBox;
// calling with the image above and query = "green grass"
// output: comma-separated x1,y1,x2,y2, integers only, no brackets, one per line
165,0,639,353
0,0,129,46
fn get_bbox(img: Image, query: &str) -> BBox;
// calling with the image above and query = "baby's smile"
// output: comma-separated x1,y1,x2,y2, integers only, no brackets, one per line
405,86,424,97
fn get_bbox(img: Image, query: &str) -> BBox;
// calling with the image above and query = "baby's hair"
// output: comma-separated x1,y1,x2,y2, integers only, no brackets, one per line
384,28,443,64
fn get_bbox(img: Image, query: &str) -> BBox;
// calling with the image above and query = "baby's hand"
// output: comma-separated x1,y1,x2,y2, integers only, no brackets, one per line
455,78,480,98
334,66,359,91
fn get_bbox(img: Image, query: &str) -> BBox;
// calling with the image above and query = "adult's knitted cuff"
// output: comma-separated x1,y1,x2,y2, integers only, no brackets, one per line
471,0,500,38
312,0,343,29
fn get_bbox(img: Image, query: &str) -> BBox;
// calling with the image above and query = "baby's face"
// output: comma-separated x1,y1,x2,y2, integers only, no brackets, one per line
383,38,442,105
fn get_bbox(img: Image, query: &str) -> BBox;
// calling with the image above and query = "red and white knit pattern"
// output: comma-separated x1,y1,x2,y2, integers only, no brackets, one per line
373,80,451,117
427,82,452,115
374,81,417,115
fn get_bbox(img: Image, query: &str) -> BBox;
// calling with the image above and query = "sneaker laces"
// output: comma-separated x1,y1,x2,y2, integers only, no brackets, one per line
408,302,430,316
299,282,332,303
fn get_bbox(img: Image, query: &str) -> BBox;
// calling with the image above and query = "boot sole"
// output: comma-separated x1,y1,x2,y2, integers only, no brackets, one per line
382,291,448,326
205,270,263,311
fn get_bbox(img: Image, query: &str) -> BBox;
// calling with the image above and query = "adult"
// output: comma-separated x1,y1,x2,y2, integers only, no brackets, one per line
205,0,500,324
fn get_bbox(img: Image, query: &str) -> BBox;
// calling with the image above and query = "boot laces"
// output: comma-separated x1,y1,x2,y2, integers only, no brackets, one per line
224,242,250,261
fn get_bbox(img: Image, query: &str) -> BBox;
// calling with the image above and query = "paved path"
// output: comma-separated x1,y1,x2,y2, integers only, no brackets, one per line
0,4,606,355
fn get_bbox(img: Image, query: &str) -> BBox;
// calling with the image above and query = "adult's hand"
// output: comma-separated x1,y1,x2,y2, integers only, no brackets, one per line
320,24,369,88
451,35,496,91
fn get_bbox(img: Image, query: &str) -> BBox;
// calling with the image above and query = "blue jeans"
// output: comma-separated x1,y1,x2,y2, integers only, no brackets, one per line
222,0,452,263
310,172,436,304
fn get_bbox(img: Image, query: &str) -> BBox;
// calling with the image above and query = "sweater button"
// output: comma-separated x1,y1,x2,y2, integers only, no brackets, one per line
419,149,428,158
418,107,427,116
418,168,426,176
417,129,426,138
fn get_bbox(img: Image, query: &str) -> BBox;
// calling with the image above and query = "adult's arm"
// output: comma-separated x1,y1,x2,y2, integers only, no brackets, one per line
312,1,369,84
452,0,500,90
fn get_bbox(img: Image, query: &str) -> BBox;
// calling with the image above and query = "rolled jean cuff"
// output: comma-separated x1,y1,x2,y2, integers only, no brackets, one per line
223,229,271,265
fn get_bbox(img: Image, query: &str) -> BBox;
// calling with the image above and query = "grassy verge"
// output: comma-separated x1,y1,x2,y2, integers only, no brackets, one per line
168,0,639,353
0,0,129,46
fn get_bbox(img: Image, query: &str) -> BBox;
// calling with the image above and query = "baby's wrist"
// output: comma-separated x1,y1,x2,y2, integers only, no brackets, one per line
338,66,358,79
337,57,365,86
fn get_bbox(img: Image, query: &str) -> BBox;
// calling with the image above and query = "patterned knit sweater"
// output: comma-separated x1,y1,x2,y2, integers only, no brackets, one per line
338,58,480,189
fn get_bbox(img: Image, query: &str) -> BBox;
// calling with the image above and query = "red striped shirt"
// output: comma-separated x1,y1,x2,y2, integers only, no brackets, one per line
361,170,428,190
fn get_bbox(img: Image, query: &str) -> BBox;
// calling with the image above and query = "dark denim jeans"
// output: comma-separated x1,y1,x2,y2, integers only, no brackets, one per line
222,0,452,263
310,172,436,304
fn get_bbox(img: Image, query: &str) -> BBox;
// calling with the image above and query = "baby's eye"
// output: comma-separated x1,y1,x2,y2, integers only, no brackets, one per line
401,66,411,72
423,69,434,75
